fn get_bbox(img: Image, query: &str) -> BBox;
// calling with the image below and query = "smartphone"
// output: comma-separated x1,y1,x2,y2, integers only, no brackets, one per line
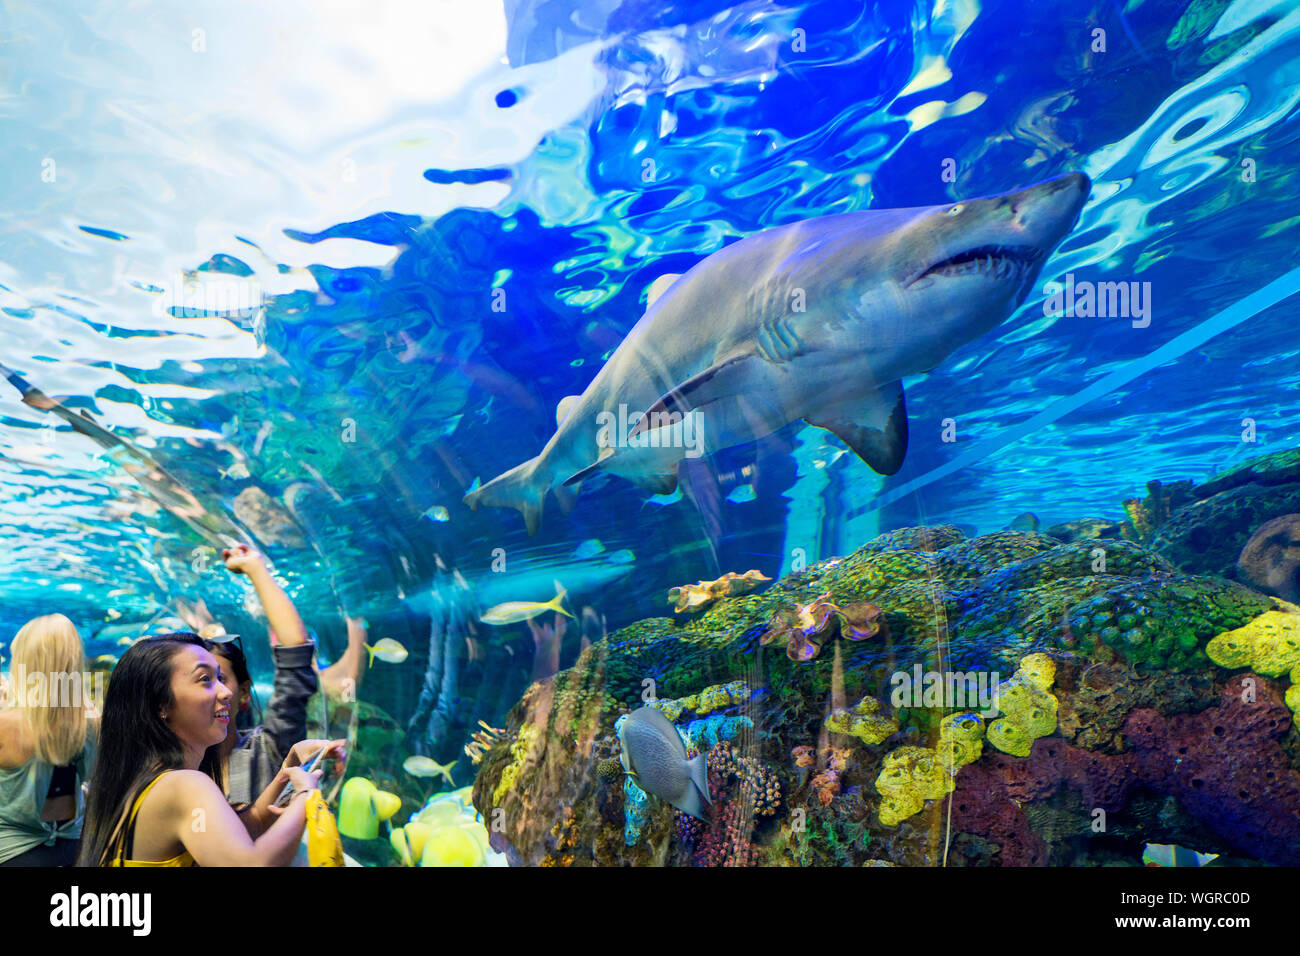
273,746,328,808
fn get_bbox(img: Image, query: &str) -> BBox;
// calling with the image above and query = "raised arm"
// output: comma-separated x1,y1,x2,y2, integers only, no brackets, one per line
222,545,308,647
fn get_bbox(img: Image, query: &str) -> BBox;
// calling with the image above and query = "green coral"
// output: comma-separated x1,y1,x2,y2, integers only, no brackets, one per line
647,680,751,721
492,722,537,806
1067,576,1268,670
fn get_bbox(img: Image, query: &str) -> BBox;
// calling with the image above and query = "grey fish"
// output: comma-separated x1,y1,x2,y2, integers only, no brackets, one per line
618,706,710,820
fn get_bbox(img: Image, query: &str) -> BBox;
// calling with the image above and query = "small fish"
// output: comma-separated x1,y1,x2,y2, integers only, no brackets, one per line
252,420,273,456
617,707,711,820
480,583,574,626
421,505,450,523
364,638,409,667
404,755,457,787
91,654,118,668
219,462,251,481
726,483,757,504
116,636,136,647
607,549,635,565
105,608,122,620
572,538,605,559
644,487,683,507
1142,843,1217,867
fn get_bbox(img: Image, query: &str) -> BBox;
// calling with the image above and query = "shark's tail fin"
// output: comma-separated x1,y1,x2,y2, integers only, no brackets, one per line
463,456,548,535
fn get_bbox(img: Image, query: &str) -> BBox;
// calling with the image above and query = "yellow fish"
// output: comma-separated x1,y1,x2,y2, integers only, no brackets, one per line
116,636,136,647
364,638,409,667
304,790,344,867
480,583,574,626
404,755,457,787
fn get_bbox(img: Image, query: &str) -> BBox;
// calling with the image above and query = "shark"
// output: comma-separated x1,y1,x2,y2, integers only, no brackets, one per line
465,173,1091,533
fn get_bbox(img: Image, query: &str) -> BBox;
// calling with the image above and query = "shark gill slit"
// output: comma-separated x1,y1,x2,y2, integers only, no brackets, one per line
847,264,1300,520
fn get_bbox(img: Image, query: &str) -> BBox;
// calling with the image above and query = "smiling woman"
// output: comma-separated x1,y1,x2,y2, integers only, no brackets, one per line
76,633,320,867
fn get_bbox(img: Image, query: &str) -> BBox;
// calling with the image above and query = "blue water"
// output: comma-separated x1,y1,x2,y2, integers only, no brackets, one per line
1,0,1299,713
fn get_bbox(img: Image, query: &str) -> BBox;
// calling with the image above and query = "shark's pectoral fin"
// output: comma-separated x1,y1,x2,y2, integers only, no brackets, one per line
562,447,679,496
628,354,760,439
561,446,615,488
805,382,908,476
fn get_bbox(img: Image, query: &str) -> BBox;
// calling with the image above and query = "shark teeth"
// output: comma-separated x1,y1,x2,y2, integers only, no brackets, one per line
912,244,1040,285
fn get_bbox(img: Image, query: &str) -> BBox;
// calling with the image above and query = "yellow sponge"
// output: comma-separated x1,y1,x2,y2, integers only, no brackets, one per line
985,655,1059,757
1207,611,1300,676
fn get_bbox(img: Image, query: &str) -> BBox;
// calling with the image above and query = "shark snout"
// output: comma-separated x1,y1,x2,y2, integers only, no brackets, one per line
1007,172,1090,248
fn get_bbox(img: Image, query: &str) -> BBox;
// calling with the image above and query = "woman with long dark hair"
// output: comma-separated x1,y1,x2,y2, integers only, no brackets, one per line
78,633,320,866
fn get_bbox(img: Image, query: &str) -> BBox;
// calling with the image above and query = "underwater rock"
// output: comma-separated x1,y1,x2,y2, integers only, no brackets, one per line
1121,480,1196,542
473,523,1299,866
1044,518,1127,543
1152,451,1300,578
1236,514,1300,603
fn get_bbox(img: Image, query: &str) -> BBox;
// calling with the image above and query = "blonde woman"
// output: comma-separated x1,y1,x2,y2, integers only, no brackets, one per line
0,614,98,866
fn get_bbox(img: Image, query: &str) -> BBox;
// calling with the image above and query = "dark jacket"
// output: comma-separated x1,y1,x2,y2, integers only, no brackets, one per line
227,640,317,806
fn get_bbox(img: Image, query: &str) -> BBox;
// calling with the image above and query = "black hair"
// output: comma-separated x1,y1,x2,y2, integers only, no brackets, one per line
207,638,260,729
77,632,225,866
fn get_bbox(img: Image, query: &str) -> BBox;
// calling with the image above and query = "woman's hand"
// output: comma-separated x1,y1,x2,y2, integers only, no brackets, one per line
283,738,347,770
265,765,322,817
222,543,267,576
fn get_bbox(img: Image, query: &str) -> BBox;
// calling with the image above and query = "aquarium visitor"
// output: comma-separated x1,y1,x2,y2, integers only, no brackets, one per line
0,615,99,867
208,544,325,810
78,633,321,866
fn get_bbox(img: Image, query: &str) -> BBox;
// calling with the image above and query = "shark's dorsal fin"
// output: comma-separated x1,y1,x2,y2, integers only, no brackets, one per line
645,274,682,311
555,395,581,427
804,382,908,476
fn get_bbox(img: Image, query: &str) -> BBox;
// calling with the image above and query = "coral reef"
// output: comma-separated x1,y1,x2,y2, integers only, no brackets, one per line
473,458,1300,866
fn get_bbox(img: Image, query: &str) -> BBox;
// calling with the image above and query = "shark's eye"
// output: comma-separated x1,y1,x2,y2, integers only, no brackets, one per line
946,204,964,216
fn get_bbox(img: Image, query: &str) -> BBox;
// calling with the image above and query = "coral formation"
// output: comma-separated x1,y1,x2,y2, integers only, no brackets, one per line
668,570,771,613
1236,514,1300,603
1205,609,1300,676
760,592,885,661
986,653,1060,757
826,695,899,745
876,712,985,826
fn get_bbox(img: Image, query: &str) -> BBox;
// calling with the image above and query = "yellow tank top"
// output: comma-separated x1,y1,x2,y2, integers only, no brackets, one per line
110,772,196,868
